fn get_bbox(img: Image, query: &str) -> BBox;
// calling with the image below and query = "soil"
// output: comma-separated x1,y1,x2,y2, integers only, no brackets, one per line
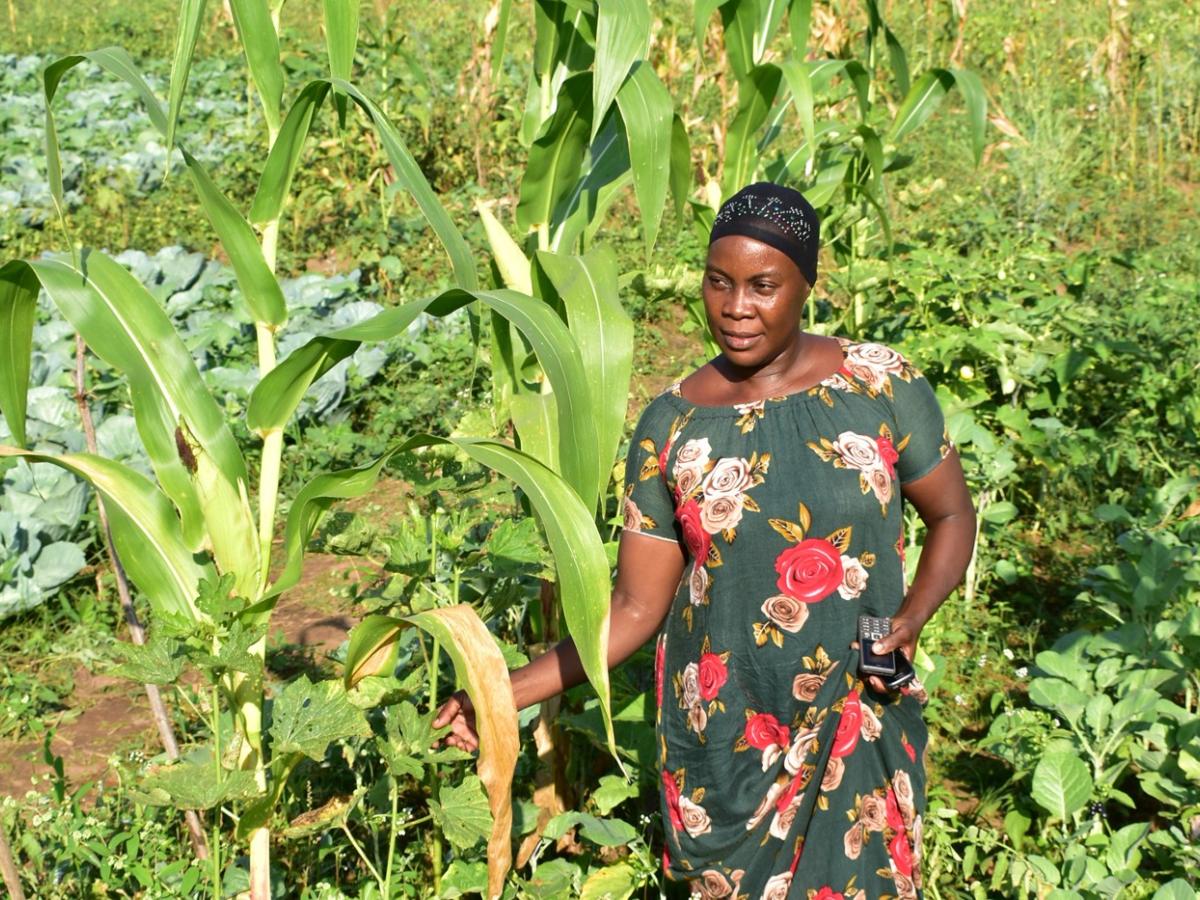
0,486,403,803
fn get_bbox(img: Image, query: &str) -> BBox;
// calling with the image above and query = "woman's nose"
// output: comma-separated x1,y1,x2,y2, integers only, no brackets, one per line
722,286,756,319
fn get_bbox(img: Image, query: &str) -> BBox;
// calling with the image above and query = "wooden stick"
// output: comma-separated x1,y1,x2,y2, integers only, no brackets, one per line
0,817,25,900
73,336,209,860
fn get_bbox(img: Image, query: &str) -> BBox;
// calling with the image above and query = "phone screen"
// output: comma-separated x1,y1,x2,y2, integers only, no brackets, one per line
860,638,896,675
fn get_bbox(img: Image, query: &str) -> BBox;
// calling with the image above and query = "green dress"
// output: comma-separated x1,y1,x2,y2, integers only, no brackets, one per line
622,338,952,900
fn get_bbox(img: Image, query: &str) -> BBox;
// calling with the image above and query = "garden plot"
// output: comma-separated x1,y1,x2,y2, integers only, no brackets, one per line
0,53,255,227
0,245,434,619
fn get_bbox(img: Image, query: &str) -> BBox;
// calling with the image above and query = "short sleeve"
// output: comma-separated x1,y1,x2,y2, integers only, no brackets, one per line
891,369,953,484
621,401,683,544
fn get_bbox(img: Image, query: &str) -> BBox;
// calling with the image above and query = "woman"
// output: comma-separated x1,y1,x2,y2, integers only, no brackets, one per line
436,182,976,898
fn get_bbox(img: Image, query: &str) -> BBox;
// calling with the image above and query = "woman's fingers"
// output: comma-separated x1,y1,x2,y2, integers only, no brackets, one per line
433,693,462,729
432,690,479,752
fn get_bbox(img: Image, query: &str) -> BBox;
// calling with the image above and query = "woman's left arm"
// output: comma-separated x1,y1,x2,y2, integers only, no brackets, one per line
861,447,976,693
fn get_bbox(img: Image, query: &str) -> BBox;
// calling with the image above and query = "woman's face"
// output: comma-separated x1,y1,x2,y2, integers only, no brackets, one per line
702,234,810,369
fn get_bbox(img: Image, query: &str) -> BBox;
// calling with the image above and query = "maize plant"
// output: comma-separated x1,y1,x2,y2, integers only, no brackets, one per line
0,0,665,896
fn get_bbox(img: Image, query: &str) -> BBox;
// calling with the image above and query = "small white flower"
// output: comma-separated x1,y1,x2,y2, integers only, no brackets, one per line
977,654,987,668
1015,666,1028,678
1002,648,1014,661
954,694,966,706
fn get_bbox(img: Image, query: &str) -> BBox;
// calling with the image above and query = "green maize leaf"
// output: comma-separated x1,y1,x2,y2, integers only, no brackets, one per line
722,63,782,197
0,448,206,621
41,48,282,330
591,0,650,140
669,114,691,222
549,110,631,251
249,288,599,506
694,0,730,52
269,675,371,761
345,604,521,899
166,0,207,157
887,68,956,147
518,72,594,233
789,0,811,52
0,261,37,448
249,81,332,224
614,62,673,254
228,0,283,132
182,150,286,328
490,0,514,83
246,292,469,433
322,0,359,126
951,67,988,165
752,0,789,63
801,59,868,118
719,0,758,82
333,79,478,290
250,77,476,288
166,0,207,158
477,201,532,294
510,392,560,472
779,58,815,172
488,308,518,432
292,438,614,761
42,49,167,215
884,26,909,98
856,123,885,200
9,254,258,589
535,246,632,509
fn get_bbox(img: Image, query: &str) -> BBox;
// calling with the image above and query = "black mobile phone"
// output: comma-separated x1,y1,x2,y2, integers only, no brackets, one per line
858,615,896,677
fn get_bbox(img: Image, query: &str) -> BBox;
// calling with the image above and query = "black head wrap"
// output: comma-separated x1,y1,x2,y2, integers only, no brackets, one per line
709,182,820,287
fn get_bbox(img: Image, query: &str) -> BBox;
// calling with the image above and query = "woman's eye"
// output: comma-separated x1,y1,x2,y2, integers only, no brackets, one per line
753,282,775,293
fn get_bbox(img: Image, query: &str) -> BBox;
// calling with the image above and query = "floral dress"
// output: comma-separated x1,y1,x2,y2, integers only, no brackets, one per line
622,339,953,900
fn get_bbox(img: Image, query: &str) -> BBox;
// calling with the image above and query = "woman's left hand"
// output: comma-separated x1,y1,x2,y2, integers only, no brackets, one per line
851,614,921,695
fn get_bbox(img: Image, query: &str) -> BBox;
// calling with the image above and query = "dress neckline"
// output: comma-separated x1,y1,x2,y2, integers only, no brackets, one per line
664,336,853,412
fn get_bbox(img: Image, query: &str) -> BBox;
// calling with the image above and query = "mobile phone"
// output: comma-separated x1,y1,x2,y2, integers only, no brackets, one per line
858,616,896,677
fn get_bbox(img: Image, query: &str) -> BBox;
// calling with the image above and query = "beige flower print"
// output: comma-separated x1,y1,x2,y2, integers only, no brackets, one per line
783,727,819,775
791,672,825,703
701,493,745,534
859,701,882,742
821,755,845,792
733,398,765,434
703,457,755,499
761,594,810,633
689,564,709,607
837,554,870,599
690,870,733,899
760,871,792,900
746,781,783,831
768,793,802,841
843,822,864,859
678,795,712,838
859,793,887,832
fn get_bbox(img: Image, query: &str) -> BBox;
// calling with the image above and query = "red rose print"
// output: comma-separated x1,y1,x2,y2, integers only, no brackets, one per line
789,843,803,874
662,770,684,831
655,638,666,708
903,737,916,763
886,786,904,831
774,538,844,603
889,829,914,877
831,690,861,758
661,846,670,872
775,770,804,813
658,436,673,482
813,889,845,900
698,652,727,701
877,435,899,478
744,713,790,751
675,500,711,564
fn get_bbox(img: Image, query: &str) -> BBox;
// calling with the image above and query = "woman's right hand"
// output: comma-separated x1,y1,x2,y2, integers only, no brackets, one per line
433,690,478,752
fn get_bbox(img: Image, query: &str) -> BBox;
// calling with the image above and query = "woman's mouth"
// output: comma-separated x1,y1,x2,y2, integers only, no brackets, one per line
722,332,761,350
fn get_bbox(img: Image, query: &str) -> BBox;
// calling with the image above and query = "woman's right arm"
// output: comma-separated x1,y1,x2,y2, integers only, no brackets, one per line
433,530,686,751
